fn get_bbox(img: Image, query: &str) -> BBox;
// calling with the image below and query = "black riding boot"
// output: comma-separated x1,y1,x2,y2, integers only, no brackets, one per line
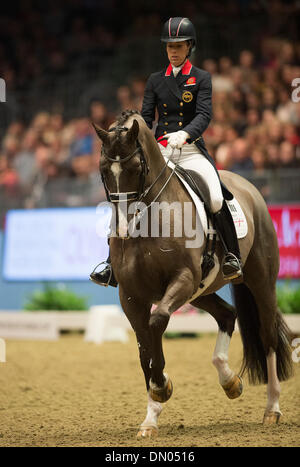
89,252,118,288
213,202,243,281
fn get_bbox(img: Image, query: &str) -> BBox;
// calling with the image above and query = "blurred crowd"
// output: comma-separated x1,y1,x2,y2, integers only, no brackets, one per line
203,43,300,173
1,40,299,204
0,0,300,209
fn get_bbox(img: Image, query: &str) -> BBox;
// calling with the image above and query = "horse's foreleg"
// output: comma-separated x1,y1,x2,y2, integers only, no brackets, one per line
191,293,243,399
119,288,163,438
136,332,165,438
137,394,163,439
149,268,195,402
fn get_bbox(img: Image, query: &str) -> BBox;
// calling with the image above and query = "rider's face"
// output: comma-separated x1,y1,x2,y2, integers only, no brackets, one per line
166,41,190,67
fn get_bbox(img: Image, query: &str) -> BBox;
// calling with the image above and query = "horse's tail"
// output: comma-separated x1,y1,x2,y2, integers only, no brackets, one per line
232,283,293,385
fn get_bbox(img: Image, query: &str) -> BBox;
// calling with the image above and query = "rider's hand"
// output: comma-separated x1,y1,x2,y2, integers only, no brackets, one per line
164,130,190,149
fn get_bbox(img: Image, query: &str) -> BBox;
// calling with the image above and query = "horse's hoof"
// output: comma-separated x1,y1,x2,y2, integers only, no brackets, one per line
263,411,281,425
222,374,243,399
137,426,158,439
149,373,173,403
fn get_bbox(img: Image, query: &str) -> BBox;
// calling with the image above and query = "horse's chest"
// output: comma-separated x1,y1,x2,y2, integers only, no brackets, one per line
114,248,170,295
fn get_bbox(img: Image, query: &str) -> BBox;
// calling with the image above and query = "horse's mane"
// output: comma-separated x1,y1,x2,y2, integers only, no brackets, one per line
114,109,157,154
115,109,141,127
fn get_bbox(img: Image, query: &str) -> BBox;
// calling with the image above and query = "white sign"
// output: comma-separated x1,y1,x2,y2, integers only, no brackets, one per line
3,207,111,281
0,312,59,340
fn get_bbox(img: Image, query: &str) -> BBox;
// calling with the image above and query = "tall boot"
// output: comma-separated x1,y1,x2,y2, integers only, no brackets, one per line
89,240,118,287
213,202,243,281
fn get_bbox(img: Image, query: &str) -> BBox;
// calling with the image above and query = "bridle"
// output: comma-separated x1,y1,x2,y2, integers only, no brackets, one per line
100,124,181,232
101,126,150,203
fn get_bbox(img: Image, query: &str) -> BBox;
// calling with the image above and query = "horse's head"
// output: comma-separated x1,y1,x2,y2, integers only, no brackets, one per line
93,116,149,203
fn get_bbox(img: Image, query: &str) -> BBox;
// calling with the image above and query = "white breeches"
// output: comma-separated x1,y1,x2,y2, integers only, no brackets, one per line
159,143,224,213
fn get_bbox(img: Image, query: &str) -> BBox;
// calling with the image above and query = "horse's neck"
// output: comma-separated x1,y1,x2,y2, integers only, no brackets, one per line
144,138,170,180
135,118,180,200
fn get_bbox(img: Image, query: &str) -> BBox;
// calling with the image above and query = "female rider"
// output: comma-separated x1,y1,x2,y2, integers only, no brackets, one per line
90,17,242,287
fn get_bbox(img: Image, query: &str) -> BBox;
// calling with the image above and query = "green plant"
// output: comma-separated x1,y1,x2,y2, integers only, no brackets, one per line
277,283,300,314
24,285,88,311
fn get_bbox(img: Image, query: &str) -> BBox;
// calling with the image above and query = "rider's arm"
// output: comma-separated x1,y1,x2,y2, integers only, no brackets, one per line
183,71,212,143
141,75,157,130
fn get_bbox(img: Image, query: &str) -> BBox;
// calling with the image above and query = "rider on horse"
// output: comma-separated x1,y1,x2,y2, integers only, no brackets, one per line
90,17,242,287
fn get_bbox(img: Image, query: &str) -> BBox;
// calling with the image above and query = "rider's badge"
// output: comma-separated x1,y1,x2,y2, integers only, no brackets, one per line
182,91,193,103
185,77,196,86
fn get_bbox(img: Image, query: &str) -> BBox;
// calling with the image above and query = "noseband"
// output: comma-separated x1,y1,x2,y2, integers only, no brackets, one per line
101,126,150,203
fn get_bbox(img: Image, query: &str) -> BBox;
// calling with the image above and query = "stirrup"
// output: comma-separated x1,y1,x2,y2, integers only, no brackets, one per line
89,261,113,287
221,253,243,281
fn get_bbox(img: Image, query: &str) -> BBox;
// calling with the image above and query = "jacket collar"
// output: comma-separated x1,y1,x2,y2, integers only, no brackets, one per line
165,59,192,77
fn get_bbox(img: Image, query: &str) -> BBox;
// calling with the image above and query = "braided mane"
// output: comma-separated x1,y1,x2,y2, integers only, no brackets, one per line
116,109,141,127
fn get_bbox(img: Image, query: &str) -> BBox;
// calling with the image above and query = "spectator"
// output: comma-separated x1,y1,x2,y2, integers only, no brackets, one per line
0,155,19,196
13,128,38,189
246,109,260,127
276,88,298,123
278,141,298,168
215,144,232,170
89,100,110,128
116,86,134,112
71,154,94,180
69,118,93,159
262,88,277,112
230,139,254,172
212,57,234,93
252,147,267,173
265,143,280,169
131,77,147,111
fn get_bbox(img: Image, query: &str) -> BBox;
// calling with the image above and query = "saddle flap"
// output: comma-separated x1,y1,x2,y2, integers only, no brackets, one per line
174,166,211,212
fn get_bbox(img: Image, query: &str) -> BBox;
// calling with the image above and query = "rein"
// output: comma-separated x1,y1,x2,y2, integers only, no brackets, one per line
132,148,181,227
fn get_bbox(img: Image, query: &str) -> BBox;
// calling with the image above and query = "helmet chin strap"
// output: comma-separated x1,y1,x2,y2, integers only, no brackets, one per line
177,42,192,64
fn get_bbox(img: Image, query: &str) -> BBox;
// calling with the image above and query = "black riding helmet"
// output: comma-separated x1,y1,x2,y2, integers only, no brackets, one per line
161,17,196,55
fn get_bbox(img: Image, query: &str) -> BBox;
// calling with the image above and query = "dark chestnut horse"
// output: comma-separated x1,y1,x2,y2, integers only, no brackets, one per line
93,110,293,439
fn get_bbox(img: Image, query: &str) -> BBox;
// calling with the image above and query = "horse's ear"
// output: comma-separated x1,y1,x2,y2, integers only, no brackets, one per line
92,122,109,143
126,119,139,144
